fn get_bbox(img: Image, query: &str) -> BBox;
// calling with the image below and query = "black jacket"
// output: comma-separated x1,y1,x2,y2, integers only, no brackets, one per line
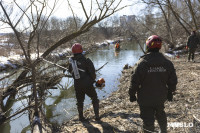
187,34,200,49
129,52,177,106
69,54,96,89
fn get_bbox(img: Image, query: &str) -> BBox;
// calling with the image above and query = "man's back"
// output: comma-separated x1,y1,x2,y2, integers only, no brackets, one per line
187,34,199,48
132,52,177,106
69,54,96,89
129,35,178,133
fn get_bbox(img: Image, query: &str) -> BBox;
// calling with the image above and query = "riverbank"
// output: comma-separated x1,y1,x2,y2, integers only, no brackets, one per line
57,53,200,133
1,39,131,133
0,41,110,72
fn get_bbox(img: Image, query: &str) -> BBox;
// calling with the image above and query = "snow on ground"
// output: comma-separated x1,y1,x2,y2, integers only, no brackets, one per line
0,48,72,71
0,55,21,70
0,56,8,68
164,53,176,58
95,40,115,47
0,42,14,46
105,40,115,44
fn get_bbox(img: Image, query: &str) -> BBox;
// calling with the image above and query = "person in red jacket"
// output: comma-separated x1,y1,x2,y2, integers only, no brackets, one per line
68,43,100,121
129,35,177,133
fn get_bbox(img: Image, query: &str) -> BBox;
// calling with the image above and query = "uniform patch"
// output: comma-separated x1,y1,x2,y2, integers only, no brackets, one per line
77,61,81,65
148,67,166,72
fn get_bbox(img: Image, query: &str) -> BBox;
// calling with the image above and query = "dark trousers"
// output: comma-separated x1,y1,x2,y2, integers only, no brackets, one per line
139,105,167,133
75,86,99,118
188,48,196,61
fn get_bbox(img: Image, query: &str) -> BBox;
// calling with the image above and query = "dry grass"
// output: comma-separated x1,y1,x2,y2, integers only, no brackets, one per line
0,47,10,57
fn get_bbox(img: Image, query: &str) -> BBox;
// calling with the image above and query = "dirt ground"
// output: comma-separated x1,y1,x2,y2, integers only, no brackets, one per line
56,53,200,133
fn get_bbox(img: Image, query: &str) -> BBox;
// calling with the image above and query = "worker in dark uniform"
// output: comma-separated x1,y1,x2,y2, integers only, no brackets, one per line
129,35,177,133
186,30,200,62
68,43,100,121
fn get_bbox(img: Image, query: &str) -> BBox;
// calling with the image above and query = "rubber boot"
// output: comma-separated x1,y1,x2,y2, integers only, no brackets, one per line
159,124,167,133
93,102,100,121
143,124,154,133
188,52,191,62
156,113,167,133
78,107,86,121
192,53,195,62
0,113,6,125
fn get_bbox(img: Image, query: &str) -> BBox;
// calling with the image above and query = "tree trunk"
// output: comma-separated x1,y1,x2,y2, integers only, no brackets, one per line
186,0,198,30
157,0,174,44
167,0,190,35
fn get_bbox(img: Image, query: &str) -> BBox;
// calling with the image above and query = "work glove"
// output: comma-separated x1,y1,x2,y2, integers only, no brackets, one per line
130,95,137,102
167,91,173,101
95,82,101,87
0,113,6,125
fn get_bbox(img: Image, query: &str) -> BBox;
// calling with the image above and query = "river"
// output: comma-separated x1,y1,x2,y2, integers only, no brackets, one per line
0,41,144,133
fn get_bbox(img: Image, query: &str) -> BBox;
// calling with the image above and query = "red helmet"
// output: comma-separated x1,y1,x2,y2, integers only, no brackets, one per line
146,35,162,49
72,43,83,54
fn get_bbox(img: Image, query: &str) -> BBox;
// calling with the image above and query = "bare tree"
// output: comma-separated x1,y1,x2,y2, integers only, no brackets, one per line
156,0,174,44
0,0,128,131
184,0,198,30
138,0,200,48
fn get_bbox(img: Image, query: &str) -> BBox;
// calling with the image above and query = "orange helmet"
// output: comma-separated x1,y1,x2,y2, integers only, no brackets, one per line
72,43,83,54
146,35,162,50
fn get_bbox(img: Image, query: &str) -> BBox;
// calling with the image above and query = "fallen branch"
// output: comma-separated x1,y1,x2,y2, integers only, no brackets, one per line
3,78,32,99
193,114,200,123
0,71,17,82
42,58,108,75
42,58,68,70
96,62,109,72
124,19,146,55
1,105,34,125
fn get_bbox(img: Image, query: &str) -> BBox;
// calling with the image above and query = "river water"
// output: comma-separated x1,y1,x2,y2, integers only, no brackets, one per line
0,41,144,133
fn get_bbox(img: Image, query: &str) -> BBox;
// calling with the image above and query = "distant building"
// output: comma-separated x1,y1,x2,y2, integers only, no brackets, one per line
120,15,126,27
120,15,136,27
127,15,136,22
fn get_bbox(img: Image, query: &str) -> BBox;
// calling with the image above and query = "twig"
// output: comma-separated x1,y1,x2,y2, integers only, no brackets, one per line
96,62,108,72
5,105,34,121
43,58,108,73
0,71,17,82
193,114,200,123
42,58,68,70
124,20,146,54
